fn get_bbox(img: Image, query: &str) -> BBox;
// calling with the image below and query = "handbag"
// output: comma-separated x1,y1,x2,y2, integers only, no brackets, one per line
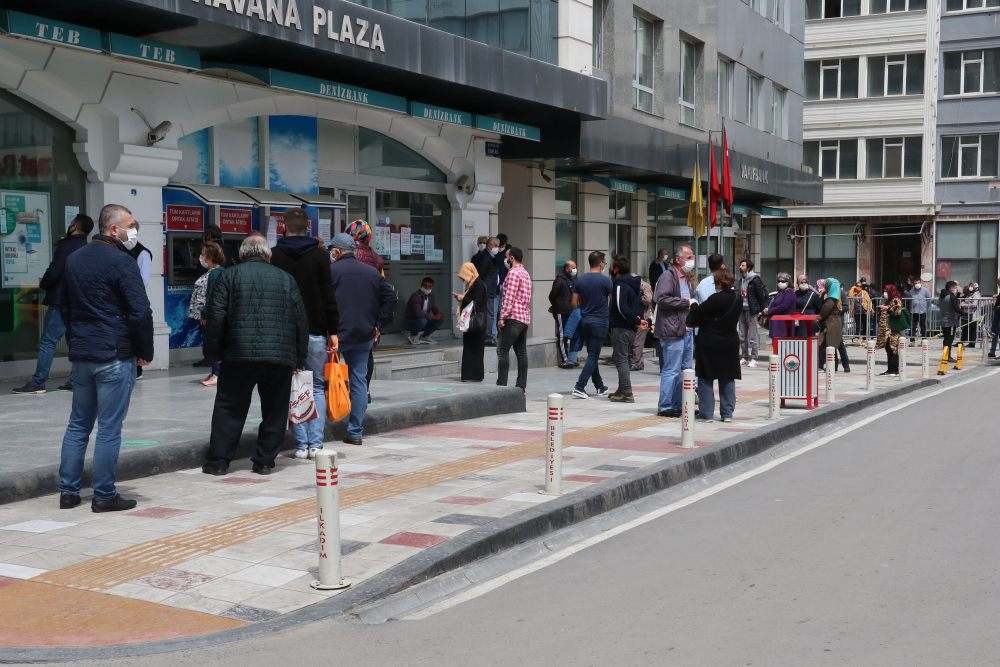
288,371,318,427
465,298,487,333
324,347,351,422
458,302,474,332
888,308,912,334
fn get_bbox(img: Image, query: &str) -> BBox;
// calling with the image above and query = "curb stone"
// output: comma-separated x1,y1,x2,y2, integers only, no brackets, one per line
4,372,985,662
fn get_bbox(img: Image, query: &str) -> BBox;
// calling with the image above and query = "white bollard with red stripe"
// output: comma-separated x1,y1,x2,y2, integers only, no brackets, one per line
899,336,907,381
768,354,780,420
922,338,930,378
825,347,835,402
866,338,876,391
542,394,564,495
310,450,351,590
680,369,696,448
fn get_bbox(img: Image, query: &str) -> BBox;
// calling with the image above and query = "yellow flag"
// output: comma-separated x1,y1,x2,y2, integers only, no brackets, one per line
687,160,705,238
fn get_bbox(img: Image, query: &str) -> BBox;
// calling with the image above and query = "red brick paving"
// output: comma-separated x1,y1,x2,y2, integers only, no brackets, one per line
380,532,450,549
435,495,492,505
563,475,611,483
126,508,196,519
213,477,268,485
0,577,17,591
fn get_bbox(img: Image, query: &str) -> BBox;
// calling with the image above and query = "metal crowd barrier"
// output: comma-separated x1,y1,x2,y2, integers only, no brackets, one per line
842,295,995,347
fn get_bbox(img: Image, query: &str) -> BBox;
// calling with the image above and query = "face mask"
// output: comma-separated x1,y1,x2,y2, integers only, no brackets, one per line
504,257,512,269
420,287,432,296
121,226,138,250
914,283,921,290
478,243,486,251
799,283,809,290
199,255,208,269
883,292,888,299
489,247,499,256
570,268,578,277
778,282,788,290
683,259,695,272
330,251,339,262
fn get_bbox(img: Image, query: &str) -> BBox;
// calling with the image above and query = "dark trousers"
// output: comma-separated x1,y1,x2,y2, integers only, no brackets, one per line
910,312,927,340
496,319,529,388
575,322,609,392
553,313,570,364
942,326,955,356
206,362,294,469
886,349,899,374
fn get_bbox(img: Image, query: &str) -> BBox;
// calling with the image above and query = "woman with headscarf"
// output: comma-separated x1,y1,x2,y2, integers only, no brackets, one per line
453,262,487,382
876,284,906,376
817,278,844,372
794,274,822,337
765,272,797,342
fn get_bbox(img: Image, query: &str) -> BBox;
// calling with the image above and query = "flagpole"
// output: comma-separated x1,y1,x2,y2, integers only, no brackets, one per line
694,142,699,279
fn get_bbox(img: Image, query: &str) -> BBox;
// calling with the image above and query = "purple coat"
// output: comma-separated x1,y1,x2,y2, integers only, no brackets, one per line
767,288,797,338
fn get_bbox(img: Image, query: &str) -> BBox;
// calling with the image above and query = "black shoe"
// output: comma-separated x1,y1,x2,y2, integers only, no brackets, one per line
485,340,497,347
136,366,143,379
57,381,73,391
12,381,45,395
202,463,228,476
59,493,81,509
658,409,682,418
343,436,363,446
558,363,575,369
367,393,373,405
193,358,214,367
92,494,137,513
608,392,634,403
251,462,272,475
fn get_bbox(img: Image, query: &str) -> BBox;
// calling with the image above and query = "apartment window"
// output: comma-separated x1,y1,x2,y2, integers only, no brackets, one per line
942,134,999,178
771,0,785,26
633,16,654,113
718,59,733,118
870,0,926,13
946,0,1000,10
680,40,697,126
868,54,924,96
865,137,922,178
935,222,998,294
804,58,859,100
805,0,861,19
746,74,762,129
804,139,858,179
943,50,1000,95
771,86,786,138
592,0,605,69
749,0,760,13
807,224,858,291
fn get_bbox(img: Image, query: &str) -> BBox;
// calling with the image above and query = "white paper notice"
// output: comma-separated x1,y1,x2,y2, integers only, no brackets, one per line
375,218,391,256
267,215,278,247
432,249,443,262
400,227,411,255
64,206,80,231
425,235,435,254
390,233,401,261
318,219,331,242
410,234,424,256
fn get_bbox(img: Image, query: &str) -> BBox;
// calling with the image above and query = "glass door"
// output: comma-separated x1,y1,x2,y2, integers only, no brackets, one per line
343,191,371,231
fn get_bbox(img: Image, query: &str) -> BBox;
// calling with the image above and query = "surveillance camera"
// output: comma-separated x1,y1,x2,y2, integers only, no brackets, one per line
147,121,172,146
455,174,473,193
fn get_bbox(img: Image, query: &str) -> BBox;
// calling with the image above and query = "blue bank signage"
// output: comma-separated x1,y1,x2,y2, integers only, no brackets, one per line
103,33,201,70
610,179,636,194
656,186,686,200
409,102,471,127
269,70,407,113
1,11,101,52
474,116,540,142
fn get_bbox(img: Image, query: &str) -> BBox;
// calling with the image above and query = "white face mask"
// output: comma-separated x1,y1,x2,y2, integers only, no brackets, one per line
778,282,789,290
199,255,209,269
504,257,512,269
798,283,809,290
914,283,921,290
683,259,695,272
489,247,499,256
570,268,578,277
478,243,486,251
420,287,432,295
121,226,138,250
883,292,888,299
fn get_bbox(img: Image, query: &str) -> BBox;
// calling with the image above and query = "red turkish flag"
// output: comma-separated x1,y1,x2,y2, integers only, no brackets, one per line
709,143,720,229
721,126,734,214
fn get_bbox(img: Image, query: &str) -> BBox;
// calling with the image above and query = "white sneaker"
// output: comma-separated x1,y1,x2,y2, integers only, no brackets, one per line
419,335,437,345
308,446,323,459
746,359,760,368
408,334,421,345
572,388,589,399
739,359,748,366
294,449,309,460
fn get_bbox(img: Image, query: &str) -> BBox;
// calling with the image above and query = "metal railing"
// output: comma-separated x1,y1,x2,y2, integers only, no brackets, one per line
841,295,995,346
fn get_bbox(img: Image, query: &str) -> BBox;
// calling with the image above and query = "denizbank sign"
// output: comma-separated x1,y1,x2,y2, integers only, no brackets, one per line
269,70,407,113
474,117,540,142
409,102,471,128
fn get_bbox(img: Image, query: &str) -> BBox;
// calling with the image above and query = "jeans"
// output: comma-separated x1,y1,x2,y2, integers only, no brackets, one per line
738,310,759,361
491,291,504,342
290,335,328,449
658,332,694,412
910,312,927,340
568,327,584,364
696,377,736,420
58,357,136,499
408,317,443,338
339,340,373,438
32,307,68,388
485,290,497,343
609,327,635,394
575,322,609,392
496,319,529,388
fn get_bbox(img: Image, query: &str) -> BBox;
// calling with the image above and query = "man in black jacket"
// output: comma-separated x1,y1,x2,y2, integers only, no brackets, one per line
548,260,577,368
270,207,340,460
329,233,398,446
474,237,500,345
608,255,648,403
14,214,93,394
649,249,668,291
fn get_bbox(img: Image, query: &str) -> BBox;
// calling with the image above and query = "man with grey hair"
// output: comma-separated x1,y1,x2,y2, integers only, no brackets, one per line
472,236,500,344
56,203,153,512
655,244,696,418
201,234,309,476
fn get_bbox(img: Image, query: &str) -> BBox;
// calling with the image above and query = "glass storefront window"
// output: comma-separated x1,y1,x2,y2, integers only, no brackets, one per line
555,181,577,217
805,224,857,290
935,221,998,292
760,224,794,288
359,128,446,182
555,219,577,276
0,90,86,362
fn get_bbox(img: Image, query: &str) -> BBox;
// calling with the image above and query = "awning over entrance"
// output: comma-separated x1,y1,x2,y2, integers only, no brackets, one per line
289,193,347,210
164,184,347,209
163,184,256,208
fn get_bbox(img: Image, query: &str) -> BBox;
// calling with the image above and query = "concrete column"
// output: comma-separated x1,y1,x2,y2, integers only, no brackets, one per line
633,190,648,276
857,226,874,284
920,229,933,280
498,163,556,341
794,223,806,278
749,211,762,272
557,0,594,73
578,179,610,268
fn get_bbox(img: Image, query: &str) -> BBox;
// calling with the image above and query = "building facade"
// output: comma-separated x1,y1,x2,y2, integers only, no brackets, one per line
0,0,818,377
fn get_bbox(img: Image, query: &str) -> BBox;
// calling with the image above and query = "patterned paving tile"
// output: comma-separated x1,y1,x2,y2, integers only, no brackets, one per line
563,475,610,483
233,497,296,507
0,576,19,590
214,478,268,486
126,508,196,519
395,424,539,443
0,563,47,579
134,568,215,592
370,454,416,462
458,474,508,483
219,604,281,622
226,564,308,587
347,472,395,481
296,539,370,555
431,514,497,526
502,493,549,503
380,532,449,549
592,464,639,472
435,495,492,506
0,521,75,533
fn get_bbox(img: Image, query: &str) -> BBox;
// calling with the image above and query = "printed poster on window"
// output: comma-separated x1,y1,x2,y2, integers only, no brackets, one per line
1,190,52,289
400,226,411,255
410,234,424,257
390,233,401,261
375,216,391,257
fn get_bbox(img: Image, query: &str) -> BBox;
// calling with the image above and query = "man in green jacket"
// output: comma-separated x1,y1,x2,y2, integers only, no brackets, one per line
201,235,309,476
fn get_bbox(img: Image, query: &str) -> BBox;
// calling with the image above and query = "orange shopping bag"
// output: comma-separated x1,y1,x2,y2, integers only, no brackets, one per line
325,345,351,422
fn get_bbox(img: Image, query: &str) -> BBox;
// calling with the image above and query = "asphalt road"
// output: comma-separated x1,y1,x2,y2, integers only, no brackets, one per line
43,370,1000,667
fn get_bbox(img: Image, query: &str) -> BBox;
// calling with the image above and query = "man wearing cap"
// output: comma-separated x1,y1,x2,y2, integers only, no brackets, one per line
345,219,386,402
905,274,932,343
328,233,397,446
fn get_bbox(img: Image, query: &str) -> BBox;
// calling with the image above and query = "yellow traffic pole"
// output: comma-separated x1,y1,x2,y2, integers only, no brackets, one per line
955,343,963,370
938,345,949,376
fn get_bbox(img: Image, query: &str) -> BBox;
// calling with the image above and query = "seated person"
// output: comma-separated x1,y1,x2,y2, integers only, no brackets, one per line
404,277,445,344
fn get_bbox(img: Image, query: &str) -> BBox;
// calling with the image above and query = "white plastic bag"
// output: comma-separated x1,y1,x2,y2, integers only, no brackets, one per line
288,370,318,426
457,302,474,332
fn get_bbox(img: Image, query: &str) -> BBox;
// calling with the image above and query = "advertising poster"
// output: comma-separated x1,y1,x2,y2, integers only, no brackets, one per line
1,190,52,289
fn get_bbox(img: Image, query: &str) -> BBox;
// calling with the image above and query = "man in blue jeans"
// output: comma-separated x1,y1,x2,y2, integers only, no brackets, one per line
571,251,613,399
655,245,696,418
270,208,340,459
57,204,153,512
404,278,445,345
13,214,93,394
329,233,397,446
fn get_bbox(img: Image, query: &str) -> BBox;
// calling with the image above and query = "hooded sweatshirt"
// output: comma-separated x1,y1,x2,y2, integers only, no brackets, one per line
610,274,645,331
741,270,766,314
270,235,340,337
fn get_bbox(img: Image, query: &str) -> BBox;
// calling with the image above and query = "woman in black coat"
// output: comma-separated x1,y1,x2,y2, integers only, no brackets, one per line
686,269,742,422
453,262,487,382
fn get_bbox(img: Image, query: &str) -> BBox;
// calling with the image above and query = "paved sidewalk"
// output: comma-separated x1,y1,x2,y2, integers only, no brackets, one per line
0,344,987,649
